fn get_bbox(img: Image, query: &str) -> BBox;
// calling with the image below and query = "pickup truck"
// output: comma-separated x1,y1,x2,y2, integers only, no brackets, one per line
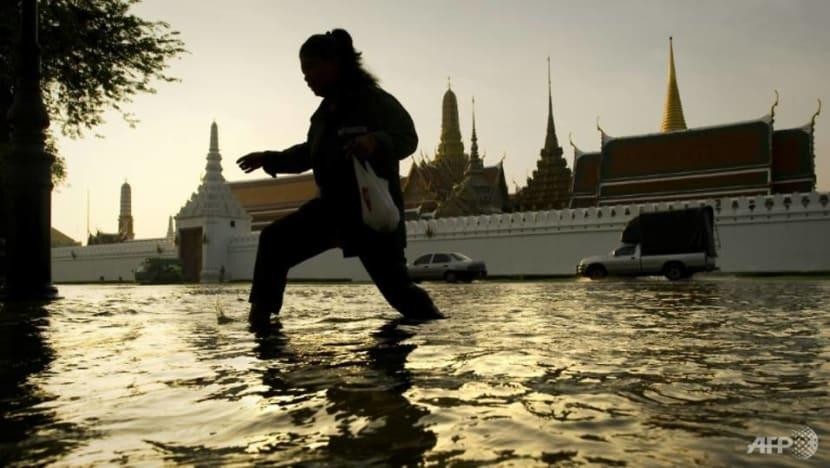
577,206,718,280
577,243,717,280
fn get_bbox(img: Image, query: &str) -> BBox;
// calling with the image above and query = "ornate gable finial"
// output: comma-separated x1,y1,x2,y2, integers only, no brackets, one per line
597,116,612,146
569,132,585,159
771,89,780,119
811,98,822,128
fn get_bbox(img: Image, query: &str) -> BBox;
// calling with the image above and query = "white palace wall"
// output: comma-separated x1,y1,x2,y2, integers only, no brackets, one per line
227,191,830,281
52,192,830,283
52,238,176,283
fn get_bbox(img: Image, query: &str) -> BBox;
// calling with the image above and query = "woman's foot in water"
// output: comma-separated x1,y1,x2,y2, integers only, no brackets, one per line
401,303,445,322
248,302,279,332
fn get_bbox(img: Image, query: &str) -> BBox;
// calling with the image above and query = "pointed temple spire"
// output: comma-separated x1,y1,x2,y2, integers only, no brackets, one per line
177,121,248,220
210,120,219,152
439,78,463,153
513,59,571,211
205,120,223,182
543,55,560,154
436,77,465,166
660,37,687,132
470,96,479,162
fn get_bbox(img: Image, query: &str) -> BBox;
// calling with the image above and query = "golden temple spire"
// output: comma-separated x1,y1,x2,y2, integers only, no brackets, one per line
660,37,687,133
437,77,464,160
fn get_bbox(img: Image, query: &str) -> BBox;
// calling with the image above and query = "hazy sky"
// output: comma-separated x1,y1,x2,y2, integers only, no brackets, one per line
52,0,830,241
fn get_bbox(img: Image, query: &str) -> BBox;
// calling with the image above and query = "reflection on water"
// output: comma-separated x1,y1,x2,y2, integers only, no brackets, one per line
0,278,828,466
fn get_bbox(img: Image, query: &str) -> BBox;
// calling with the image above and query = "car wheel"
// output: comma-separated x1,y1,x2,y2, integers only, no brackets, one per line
663,262,687,281
444,271,458,283
586,264,607,280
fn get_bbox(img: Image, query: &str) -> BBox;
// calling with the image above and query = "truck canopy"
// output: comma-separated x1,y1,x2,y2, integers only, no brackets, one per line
621,206,717,257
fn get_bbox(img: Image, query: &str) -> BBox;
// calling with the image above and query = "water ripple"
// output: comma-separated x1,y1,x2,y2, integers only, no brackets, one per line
0,278,828,466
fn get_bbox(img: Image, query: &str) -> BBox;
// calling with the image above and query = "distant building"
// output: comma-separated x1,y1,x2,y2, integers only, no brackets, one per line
118,180,134,240
87,179,135,244
51,227,80,248
512,58,573,211
569,37,821,208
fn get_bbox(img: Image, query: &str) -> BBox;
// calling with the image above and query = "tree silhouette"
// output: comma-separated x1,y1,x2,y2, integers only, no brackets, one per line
0,0,186,184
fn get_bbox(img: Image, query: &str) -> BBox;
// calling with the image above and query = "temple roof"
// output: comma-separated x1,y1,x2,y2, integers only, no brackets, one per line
602,118,772,181
571,151,602,195
177,122,249,220
660,37,687,133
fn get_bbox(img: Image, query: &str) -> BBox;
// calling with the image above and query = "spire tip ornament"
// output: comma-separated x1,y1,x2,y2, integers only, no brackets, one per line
660,36,687,132
812,98,822,127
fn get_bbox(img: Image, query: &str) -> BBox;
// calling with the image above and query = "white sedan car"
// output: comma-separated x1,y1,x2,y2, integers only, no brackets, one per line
407,252,487,283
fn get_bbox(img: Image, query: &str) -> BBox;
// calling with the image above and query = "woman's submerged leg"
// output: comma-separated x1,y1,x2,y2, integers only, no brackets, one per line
249,198,337,327
359,248,445,320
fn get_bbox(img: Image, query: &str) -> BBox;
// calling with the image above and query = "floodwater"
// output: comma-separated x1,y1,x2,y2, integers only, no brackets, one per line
1,277,828,466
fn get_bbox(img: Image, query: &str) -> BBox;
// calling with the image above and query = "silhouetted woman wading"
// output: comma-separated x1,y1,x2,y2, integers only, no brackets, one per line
237,29,443,329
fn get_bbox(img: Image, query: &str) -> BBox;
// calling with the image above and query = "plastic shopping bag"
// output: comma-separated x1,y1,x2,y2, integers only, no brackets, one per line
352,157,400,232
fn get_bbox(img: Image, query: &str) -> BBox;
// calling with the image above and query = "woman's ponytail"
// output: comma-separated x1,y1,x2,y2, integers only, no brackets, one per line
301,28,378,88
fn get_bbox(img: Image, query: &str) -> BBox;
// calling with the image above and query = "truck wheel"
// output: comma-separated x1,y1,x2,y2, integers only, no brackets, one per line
444,271,458,283
663,262,687,281
586,264,607,280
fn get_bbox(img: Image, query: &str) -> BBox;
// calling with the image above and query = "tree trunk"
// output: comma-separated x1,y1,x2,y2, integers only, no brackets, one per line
0,80,11,285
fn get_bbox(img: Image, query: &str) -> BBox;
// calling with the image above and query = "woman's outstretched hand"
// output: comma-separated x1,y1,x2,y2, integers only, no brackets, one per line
343,134,378,161
236,152,268,173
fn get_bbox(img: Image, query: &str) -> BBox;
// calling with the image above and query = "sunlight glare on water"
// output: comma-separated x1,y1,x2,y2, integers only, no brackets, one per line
1,278,828,466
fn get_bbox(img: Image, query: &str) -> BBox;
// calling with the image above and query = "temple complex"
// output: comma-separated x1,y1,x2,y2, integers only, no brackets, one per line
513,58,573,210
402,80,509,218
433,97,510,217
569,38,820,207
